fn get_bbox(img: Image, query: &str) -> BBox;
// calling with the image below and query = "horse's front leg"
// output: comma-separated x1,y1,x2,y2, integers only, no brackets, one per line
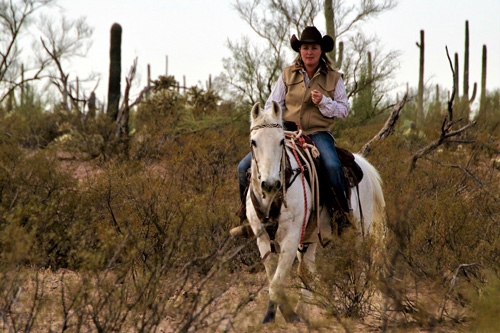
269,223,302,323
258,239,281,324
296,242,318,322
251,226,279,324
262,300,277,324
258,230,300,324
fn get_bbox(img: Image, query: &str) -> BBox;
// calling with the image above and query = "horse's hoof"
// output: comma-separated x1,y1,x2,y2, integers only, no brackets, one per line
279,305,301,323
262,300,277,324
286,312,301,323
262,313,276,324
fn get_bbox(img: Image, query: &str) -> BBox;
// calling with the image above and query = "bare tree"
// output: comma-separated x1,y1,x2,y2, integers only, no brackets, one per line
0,0,55,104
117,57,137,139
218,0,400,114
217,0,321,106
38,14,94,111
0,0,96,112
324,0,400,120
409,46,476,171
324,0,397,67
343,31,400,100
359,93,408,156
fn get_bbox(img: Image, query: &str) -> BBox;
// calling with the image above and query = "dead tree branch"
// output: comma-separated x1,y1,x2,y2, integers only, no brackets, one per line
358,93,408,157
129,85,153,109
440,263,483,320
424,157,484,187
116,57,138,138
445,46,456,122
408,46,477,172
409,120,476,171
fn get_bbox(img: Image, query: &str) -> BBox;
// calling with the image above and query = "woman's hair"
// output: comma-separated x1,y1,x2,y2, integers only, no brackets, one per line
293,50,334,71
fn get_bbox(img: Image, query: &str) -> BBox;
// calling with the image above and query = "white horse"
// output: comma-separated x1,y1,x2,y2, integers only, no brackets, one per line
246,101,386,324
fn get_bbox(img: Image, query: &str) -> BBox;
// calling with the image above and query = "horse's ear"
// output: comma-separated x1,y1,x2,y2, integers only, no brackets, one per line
251,103,261,120
272,101,282,118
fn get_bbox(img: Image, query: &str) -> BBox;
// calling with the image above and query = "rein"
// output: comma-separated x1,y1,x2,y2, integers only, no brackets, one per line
250,122,321,249
250,123,285,204
285,129,320,247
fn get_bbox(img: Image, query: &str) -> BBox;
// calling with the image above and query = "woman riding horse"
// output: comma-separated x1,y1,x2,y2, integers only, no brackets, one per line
232,26,352,237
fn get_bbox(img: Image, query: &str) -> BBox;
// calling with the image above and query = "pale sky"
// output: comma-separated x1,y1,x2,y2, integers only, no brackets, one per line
61,0,500,104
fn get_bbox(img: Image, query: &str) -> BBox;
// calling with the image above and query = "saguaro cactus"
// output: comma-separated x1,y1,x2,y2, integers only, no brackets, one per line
463,20,469,99
324,0,344,69
454,53,459,100
107,23,122,120
416,30,425,127
479,44,488,116
335,41,344,69
88,91,96,119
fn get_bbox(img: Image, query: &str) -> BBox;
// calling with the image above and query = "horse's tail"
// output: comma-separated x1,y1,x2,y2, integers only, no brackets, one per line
353,154,386,239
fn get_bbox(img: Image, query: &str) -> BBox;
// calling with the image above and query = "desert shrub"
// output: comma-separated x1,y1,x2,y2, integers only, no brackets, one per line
361,127,500,328
0,107,62,149
0,148,81,268
315,235,382,319
470,272,500,332
475,90,500,136
309,116,499,329
0,101,259,330
130,90,187,160
48,111,126,161
185,86,221,118
0,83,498,331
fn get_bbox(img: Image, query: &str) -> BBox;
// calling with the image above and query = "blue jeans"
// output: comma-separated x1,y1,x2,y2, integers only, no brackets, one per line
309,132,349,213
237,152,252,202
237,131,349,213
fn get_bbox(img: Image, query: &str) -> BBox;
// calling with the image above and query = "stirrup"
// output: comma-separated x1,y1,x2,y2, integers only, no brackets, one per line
336,211,352,236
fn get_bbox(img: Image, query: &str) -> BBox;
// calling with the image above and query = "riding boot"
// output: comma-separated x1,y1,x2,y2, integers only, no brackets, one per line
229,186,255,238
229,222,254,238
335,210,353,236
229,204,254,238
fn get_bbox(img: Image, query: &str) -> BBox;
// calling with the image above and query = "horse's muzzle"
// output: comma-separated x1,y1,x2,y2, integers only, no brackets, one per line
261,180,281,194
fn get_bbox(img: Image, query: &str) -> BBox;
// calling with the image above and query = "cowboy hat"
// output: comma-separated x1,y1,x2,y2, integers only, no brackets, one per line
290,26,334,53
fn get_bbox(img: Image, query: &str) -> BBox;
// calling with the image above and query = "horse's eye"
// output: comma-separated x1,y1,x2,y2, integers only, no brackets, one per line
251,139,257,147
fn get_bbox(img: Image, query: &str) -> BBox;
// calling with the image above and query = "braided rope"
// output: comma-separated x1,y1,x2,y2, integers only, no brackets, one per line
289,139,308,247
251,123,283,132
285,129,321,246
251,122,319,246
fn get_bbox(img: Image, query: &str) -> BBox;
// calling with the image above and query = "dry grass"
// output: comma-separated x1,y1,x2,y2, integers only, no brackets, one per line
1,91,499,332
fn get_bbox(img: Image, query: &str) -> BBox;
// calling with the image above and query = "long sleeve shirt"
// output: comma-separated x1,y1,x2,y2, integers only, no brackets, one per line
265,68,350,119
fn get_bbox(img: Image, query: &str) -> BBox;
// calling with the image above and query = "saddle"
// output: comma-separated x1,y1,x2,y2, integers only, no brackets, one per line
283,121,363,208
283,122,363,243
239,123,363,244
295,144,363,214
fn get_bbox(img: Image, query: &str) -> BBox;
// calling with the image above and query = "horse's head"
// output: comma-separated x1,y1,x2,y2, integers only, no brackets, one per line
250,101,285,197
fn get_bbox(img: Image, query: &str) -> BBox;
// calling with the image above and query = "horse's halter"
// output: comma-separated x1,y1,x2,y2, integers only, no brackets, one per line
249,123,286,201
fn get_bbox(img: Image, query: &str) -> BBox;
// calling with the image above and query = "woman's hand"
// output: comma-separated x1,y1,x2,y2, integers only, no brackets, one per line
311,89,323,105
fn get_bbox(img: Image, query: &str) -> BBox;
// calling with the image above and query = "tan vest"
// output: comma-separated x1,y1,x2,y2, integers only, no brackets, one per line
282,64,342,135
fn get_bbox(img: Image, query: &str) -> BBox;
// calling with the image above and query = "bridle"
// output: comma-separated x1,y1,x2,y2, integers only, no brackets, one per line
249,122,318,252
249,123,287,203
